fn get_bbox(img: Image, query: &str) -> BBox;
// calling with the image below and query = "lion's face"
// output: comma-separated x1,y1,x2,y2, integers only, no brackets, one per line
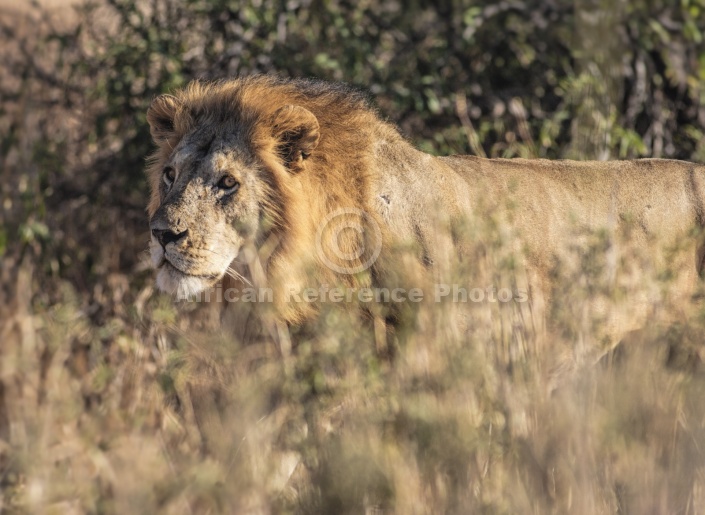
148,130,264,297
146,86,321,298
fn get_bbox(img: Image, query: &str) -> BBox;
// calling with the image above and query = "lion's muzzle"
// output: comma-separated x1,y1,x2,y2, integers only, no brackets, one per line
152,228,188,248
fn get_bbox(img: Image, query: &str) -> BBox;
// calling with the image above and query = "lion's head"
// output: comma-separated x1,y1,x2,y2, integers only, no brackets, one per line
145,77,380,301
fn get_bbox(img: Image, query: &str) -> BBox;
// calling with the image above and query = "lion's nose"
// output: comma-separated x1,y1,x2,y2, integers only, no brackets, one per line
152,228,188,248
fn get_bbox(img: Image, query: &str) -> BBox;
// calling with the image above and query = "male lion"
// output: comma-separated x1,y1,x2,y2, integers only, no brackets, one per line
146,75,705,352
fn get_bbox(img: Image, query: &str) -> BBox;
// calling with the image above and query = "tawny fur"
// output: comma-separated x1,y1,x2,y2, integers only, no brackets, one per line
146,75,705,345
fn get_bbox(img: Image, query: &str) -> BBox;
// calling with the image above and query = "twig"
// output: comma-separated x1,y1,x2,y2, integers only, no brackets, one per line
455,92,487,158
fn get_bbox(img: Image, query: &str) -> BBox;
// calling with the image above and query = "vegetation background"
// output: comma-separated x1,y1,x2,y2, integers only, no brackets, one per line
2,0,705,513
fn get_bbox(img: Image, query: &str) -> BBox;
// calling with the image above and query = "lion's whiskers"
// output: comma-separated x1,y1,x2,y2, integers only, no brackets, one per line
195,248,254,286
225,266,252,286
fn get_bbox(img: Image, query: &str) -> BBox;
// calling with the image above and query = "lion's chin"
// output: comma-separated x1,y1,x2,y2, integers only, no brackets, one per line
155,263,220,300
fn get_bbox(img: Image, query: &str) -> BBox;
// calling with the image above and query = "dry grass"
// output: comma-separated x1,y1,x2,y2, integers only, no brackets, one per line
2,205,705,514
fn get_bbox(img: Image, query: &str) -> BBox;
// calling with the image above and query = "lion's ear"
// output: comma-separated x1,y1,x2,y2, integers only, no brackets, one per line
147,94,181,143
270,105,320,173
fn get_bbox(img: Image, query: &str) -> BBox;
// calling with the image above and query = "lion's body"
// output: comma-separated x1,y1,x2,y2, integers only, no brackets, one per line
380,149,705,346
398,154,705,285
146,76,705,348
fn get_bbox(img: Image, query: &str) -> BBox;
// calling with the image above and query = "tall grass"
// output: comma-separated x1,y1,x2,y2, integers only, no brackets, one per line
3,197,705,514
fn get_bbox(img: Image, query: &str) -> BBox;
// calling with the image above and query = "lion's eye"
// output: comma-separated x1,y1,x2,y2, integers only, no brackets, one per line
163,166,176,185
217,176,240,191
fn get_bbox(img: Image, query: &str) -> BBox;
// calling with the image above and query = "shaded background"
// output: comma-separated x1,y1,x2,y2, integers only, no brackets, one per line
2,0,705,513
